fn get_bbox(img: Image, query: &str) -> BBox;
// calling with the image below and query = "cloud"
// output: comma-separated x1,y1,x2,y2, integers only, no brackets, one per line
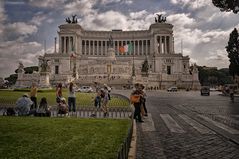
27,0,64,8
0,1,6,35
63,0,97,16
31,13,47,26
130,10,147,19
6,22,38,36
0,41,43,77
170,0,208,10
100,0,121,4
205,49,228,61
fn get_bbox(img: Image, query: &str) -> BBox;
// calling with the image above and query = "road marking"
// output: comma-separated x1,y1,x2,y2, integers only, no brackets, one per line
141,113,156,132
198,115,239,134
179,114,215,134
160,114,185,133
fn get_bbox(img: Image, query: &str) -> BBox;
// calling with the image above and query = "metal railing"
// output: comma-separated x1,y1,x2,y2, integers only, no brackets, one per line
117,115,133,159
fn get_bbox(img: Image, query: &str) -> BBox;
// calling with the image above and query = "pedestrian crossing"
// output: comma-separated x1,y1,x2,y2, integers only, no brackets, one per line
178,114,215,134
160,114,185,133
142,113,239,135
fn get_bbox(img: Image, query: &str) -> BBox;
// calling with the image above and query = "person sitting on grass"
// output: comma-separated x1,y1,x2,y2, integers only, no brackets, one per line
16,94,35,116
58,97,69,115
35,97,51,117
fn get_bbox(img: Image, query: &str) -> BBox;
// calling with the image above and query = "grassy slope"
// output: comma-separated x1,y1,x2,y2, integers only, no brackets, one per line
0,117,131,159
0,90,129,107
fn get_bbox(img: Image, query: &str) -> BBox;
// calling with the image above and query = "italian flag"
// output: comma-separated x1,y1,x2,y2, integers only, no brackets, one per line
119,43,133,54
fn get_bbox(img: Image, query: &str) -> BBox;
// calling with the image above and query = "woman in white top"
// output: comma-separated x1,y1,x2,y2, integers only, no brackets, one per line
68,82,76,112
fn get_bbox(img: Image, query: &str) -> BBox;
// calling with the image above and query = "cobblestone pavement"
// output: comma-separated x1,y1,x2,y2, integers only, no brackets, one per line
134,90,239,159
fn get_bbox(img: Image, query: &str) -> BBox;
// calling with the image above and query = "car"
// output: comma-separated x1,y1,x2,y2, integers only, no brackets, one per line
77,86,93,93
167,86,178,92
201,86,210,96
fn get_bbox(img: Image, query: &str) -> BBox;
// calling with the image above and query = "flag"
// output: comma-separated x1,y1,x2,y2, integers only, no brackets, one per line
119,43,133,54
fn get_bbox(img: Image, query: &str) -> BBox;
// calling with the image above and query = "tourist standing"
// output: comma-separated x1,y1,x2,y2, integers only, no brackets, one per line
90,90,102,117
30,83,37,109
68,82,76,112
101,86,109,117
56,83,63,103
140,85,148,116
130,90,143,122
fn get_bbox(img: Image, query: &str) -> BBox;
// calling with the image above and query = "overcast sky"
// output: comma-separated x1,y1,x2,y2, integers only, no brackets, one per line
0,0,239,78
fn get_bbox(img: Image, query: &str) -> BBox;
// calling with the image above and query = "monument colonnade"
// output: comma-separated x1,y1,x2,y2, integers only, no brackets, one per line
58,34,173,56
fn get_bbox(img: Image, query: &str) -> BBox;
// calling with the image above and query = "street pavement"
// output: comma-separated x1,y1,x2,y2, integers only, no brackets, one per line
113,90,239,159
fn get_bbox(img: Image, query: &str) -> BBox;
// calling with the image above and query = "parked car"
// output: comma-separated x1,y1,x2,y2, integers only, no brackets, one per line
76,86,93,93
167,86,178,92
201,86,210,96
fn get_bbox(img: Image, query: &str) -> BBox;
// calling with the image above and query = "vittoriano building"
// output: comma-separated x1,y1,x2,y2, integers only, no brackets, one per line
15,16,200,89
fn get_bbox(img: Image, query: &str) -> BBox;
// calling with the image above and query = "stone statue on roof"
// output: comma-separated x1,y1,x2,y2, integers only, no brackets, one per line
155,14,167,23
65,15,78,24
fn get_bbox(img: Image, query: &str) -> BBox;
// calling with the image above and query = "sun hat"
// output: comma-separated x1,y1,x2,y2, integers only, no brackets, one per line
23,93,29,97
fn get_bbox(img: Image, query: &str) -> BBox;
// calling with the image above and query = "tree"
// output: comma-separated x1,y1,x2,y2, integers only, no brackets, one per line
5,74,18,86
15,66,38,74
212,0,239,14
226,28,239,79
198,66,233,86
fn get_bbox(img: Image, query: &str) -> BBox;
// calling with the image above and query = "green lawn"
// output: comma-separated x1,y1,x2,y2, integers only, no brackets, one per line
0,90,129,107
0,117,131,159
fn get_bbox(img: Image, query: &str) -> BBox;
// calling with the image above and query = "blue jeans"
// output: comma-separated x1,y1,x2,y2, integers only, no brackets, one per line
68,97,76,112
94,96,101,108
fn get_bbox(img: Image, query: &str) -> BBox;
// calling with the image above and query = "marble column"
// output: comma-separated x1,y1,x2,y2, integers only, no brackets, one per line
146,40,148,55
159,36,162,54
164,36,168,54
64,36,67,54
60,36,62,54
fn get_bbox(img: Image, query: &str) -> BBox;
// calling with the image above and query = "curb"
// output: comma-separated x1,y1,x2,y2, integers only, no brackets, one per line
128,120,137,159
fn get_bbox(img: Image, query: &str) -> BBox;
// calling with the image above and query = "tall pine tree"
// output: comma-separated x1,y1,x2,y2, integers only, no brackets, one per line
226,28,239,79
212,0,239,14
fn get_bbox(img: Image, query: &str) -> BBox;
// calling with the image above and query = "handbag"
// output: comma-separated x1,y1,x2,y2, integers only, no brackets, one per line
130,95,140,103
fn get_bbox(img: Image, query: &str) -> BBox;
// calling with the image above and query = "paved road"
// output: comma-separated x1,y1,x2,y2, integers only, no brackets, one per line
113,90,239,159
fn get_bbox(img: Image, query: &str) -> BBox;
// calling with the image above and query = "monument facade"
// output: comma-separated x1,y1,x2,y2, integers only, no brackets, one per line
16,15,200,89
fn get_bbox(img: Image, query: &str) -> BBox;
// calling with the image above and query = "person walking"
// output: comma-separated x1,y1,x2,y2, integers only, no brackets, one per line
68,82,76,112
56,83,63,103
30,83,37,110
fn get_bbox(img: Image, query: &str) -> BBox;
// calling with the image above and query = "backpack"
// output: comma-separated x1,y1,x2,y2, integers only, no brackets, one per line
6,108,16,116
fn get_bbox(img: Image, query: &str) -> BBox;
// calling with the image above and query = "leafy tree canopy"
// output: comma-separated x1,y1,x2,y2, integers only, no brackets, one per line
212,0,239,14
226,28,239,79
15,66,38,74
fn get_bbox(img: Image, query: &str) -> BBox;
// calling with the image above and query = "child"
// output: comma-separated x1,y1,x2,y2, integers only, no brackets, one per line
58,98,68,115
